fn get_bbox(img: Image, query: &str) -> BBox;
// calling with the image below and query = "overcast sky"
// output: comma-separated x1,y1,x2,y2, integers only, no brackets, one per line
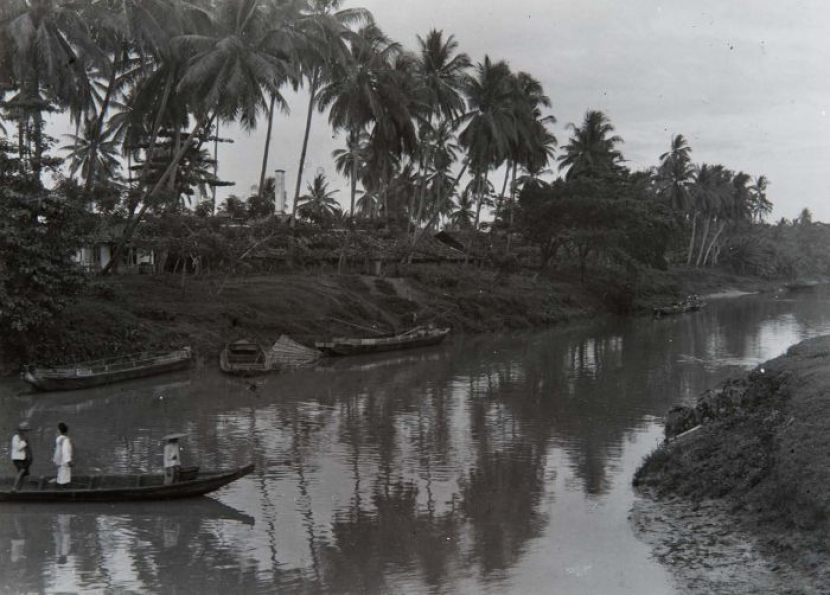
68,0,830,222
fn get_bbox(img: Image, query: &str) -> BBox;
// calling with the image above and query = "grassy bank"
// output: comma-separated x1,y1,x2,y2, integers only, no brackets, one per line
634,335,830,574
1,264,782,374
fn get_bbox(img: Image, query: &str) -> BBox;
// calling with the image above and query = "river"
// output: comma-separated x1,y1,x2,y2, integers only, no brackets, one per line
2,288,830,594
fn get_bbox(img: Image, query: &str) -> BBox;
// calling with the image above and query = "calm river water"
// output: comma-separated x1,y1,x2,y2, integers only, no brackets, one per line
3,288,830,594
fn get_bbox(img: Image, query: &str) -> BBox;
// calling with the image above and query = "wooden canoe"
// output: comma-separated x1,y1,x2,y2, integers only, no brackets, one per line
315,326,450,356
653,300,707,318
22,348,193,391
0,464,254,503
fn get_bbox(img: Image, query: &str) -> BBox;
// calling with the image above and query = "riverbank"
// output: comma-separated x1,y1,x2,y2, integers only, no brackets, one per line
0,264,783,374
632,335,830,593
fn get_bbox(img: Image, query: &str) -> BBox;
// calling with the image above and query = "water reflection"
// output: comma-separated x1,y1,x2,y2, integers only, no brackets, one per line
2,290,830,593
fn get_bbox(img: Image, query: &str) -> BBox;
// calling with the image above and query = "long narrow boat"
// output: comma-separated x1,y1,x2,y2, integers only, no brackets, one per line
653,299,707,318
315,326,451,356
0,464,254,502
22,347,193,391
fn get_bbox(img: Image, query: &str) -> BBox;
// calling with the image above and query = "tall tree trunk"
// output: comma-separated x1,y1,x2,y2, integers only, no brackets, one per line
212,120,219,208
338,130,359,275
491,162,511,240
686,211,698,265
506,161,519,254
695,215,712,267
465,171,488,265
102,114,210,276
84,51,122,193
258,93,277,197
404,160,469,264
137,73,175,191
292,69,320,227
703,220,726,266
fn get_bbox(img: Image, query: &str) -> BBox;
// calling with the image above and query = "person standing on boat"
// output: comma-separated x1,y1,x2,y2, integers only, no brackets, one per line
52,423,73,486
11,422,33,489
163,433,185,485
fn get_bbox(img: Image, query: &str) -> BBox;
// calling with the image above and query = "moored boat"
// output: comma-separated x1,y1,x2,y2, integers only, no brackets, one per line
220,340,268,375
315,325,451,356
653,297,707,318
0,464,254,503
220,336,321,375
22,348,193,391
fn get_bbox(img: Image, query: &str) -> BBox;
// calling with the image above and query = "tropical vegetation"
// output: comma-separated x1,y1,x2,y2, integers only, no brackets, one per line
1,0,828,351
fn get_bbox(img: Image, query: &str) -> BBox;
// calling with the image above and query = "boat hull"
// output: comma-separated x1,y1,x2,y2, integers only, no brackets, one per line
23,351,192,391
316,328,450,356
0,464,254,502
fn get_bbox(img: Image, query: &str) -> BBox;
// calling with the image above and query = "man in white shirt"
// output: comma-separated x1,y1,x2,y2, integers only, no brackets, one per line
11,422,32,491
52,422,73,486
163,433,185,485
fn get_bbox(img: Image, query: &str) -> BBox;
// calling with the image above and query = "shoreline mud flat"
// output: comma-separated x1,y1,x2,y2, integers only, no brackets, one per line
632,335,830,594
630,493,825,594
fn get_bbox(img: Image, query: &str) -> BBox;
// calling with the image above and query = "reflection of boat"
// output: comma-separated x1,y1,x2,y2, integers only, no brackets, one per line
653,298,707,318
315,326,451,356
22,348,193,391
785,280,823,291
220,336,321,375
0,464,254,502
0,497,255,525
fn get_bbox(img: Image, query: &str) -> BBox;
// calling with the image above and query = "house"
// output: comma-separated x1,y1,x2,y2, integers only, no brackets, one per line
72,223,156,274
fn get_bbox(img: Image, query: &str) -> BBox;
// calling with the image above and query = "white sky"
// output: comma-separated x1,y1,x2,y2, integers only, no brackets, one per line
49,0,830,222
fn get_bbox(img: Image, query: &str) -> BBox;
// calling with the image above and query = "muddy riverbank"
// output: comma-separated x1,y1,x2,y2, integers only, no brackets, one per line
0,264,783,374
633,334,830,593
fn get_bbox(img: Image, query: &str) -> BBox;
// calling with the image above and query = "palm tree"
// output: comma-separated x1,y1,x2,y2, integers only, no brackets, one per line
290,0,370,222
410,30,470,236
62,119,123,188
104,0,289,274
459,56,517,231
657,134,694,214
558,109,624,180
690,164,731,267
0,0,106,181
297,172,341,223
503,71,555,249
750,175,772,223
317,23,403,219
449,188,476,230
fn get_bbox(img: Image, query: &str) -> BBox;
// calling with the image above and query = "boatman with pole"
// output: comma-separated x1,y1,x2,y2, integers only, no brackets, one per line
10,422,32,491
163,433,186,484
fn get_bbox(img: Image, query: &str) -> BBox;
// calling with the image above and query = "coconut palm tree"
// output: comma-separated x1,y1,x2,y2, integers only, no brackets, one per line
297,172,341,223
750,175,772,223
459,56,517,232
449,188,476,230
558,109,624,180
62,119,123,188
290,0,370,221
410,29,470,235
0,0,106,181
317,23,403,219
104,0,291,274
656,134,694,215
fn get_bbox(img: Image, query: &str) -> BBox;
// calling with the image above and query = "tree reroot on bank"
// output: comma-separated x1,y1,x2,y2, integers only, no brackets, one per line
633,335,830,588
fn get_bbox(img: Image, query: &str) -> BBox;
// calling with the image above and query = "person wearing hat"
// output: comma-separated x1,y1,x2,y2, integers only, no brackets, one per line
162,433,186,485
11,422,33,490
